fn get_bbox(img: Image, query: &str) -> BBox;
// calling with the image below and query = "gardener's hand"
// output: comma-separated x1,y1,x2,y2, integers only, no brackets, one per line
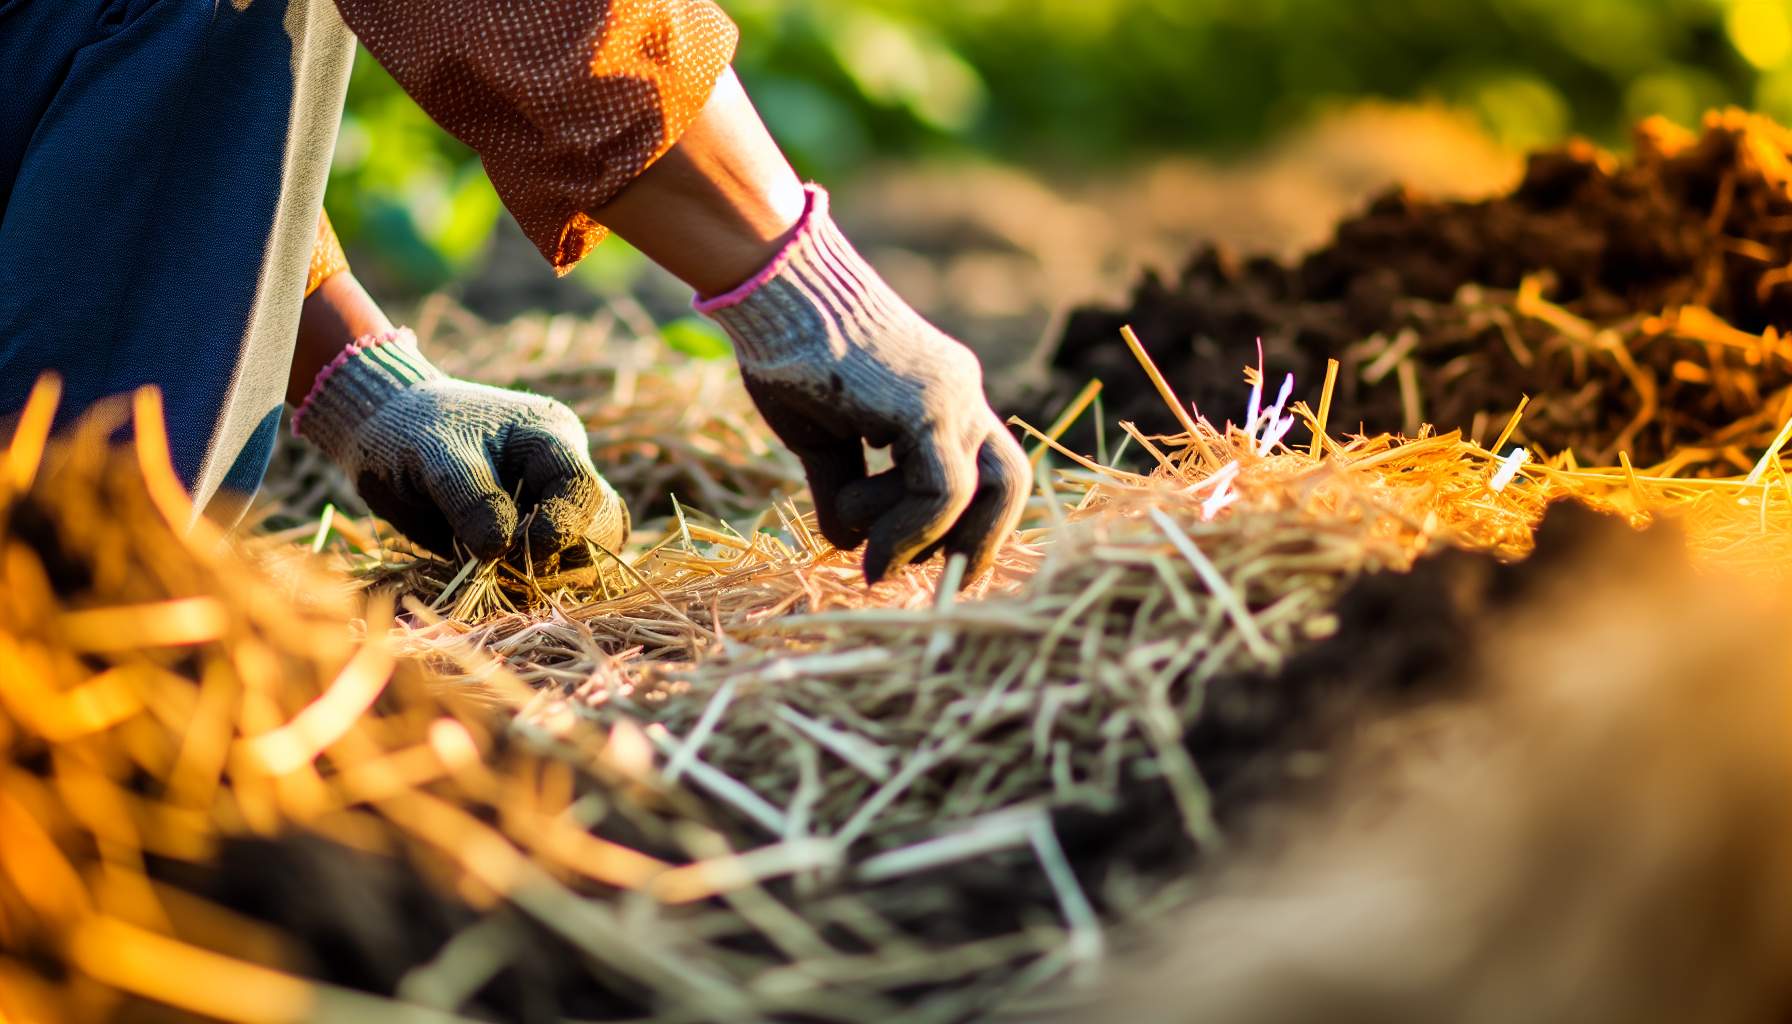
292,329,629,562
699,187,1028,585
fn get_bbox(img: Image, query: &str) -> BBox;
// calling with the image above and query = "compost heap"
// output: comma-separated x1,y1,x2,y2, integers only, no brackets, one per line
1039,109,1792,471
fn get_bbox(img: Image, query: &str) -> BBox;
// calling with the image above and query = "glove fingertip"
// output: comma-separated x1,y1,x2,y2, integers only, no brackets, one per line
837,473,907,536
465,532,512,563
557,489,630,554
462,492,519,561
861,541,895,586
524,486,595,553
944,540,999,587
812,476,874,551
816,515,869,553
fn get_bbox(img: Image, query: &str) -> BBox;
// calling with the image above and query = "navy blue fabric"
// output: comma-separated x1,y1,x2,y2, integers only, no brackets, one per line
0,0,300,494
217,403,283,496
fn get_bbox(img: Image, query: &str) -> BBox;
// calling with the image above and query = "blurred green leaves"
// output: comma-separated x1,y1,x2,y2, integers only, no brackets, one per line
329,0,1792,293
659,317,735,361
825,9,987,132
329,55,501,291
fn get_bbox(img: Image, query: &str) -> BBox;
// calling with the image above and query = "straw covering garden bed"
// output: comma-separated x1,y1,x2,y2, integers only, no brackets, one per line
6,111,1792,1023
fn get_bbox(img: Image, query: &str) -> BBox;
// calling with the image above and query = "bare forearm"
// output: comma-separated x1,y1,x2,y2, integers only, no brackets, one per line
595,68,807,298
289,270,394,406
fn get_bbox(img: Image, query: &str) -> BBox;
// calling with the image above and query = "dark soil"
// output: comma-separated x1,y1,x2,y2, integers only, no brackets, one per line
1030,112,1792,466
1052,502,1677,910
152,835,661,1023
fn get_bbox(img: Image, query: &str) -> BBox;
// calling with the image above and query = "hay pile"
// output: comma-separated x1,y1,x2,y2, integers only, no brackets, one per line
0,380,762,1021
7,306,1790,1021
1039,110,1792,472
10,110,1792,1022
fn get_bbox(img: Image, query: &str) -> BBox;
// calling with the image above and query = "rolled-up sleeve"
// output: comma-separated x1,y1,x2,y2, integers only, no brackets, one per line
333,0,739,273
306,209,350,297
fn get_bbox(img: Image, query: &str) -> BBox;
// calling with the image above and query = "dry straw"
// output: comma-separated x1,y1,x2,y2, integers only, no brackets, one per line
4,306,1791,1021
255,298,806,538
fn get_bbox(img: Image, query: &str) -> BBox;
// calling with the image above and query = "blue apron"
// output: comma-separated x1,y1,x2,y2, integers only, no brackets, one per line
0,0,354,518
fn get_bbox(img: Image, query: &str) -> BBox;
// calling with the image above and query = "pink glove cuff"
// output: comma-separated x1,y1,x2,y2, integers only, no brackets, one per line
291,328,414,435
693,185,828,315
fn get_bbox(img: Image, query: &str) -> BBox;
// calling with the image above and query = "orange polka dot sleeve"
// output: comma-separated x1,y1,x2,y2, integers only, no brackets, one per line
306,209,350,298
332,0,740,274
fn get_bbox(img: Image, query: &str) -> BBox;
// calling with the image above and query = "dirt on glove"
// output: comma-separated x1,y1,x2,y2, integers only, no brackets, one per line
1032,110,1792,469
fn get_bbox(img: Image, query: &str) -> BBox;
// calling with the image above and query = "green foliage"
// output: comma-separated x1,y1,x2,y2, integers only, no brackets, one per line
727,0,1772,167
330,0,1784,290
328,55,499,290
659,317,736,361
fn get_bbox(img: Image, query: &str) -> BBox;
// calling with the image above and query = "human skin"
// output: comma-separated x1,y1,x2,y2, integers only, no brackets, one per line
289,270,394,406
593,67,809,299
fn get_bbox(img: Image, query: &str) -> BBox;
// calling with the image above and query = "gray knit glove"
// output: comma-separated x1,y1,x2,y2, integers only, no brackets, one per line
293,329,628,562
697,186,1029,585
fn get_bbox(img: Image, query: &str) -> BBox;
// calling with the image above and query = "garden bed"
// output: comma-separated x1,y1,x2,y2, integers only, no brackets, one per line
6,111,1792,1023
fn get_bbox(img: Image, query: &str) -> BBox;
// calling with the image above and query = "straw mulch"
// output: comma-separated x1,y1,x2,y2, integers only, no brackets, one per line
0,381,743,1022
4,310,1791,1021
256,295,805,537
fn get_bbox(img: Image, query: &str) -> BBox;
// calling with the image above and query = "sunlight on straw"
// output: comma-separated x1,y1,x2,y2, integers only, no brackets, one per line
603,718,657,782
68,916,315,1023
1121,325,1215,463
1309,358,1340,458
311,503,337,554
1009,416,1148,484
1492,395,1530,455
27,668,143,742
1619,451,1648,509
1491,449,1532,493
243,627,397,775
531,813,670,891
58,597,229,652
1032,379,1104,469
1745,409,1792,486
650,838,839,904
131,386,199,532
4,373,60,492
0,788,91,927
22,293,1792,1024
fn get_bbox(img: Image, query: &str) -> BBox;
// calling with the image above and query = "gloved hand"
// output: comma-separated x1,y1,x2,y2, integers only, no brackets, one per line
698,186,1028,585
292,329,628,562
